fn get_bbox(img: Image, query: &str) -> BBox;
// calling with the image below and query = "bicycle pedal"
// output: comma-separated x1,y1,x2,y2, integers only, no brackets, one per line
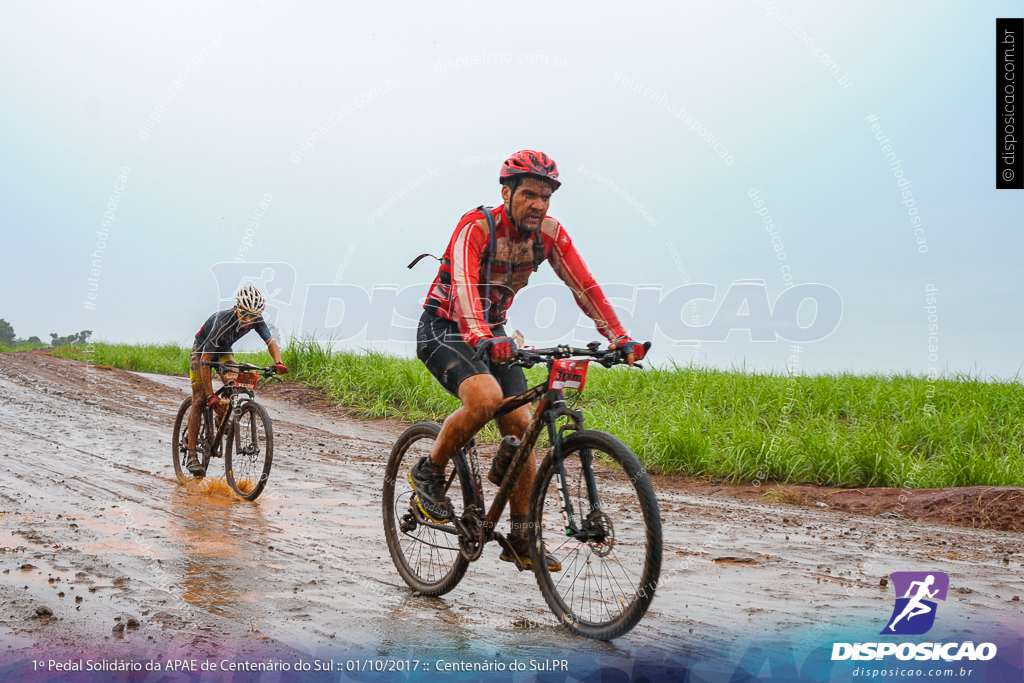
493,532,527,572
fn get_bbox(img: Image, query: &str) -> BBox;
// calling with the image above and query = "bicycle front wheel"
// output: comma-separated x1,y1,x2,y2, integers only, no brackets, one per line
529,430,662,640
224,402,274,501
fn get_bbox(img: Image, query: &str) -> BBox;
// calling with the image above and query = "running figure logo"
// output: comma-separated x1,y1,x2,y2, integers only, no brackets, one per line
881,571,949,635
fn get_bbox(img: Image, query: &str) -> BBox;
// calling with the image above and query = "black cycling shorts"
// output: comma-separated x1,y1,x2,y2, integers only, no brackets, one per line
416,310,527,399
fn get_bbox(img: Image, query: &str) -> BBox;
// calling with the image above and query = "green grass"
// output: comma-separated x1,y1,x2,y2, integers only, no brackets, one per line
0,342,49,352
49,342,279,376
46,340,1024,489
51,342,195,374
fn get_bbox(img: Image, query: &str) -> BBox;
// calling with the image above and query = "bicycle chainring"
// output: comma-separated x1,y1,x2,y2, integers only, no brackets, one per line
458,505,486,562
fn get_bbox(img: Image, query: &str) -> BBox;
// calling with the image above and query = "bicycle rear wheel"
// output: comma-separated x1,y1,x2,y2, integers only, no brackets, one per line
382,422,477,596
529,430,662,640
224,401,274,501
171,397,212,484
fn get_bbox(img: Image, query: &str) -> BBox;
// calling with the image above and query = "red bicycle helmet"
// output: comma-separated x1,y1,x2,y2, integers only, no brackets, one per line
499,150,561,190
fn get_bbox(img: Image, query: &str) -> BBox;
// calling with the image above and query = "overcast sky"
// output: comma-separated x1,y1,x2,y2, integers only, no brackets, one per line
2,1,1022,377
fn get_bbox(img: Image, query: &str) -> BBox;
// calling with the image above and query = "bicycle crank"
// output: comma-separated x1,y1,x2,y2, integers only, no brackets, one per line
456,505,485,562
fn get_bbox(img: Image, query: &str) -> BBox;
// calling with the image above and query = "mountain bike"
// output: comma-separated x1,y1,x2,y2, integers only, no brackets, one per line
382,342,662,641
171,361,280,501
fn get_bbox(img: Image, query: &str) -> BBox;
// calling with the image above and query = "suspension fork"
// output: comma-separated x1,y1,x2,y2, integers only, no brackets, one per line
229,392,254,451
580,447,602,515
547,394,590,535
548,413,577,535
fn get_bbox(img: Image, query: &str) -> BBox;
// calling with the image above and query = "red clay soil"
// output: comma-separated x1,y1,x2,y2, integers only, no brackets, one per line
652,476,1024,533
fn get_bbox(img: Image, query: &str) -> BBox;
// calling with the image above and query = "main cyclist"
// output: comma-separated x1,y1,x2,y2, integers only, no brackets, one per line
186,284,288,477
410,150,646,571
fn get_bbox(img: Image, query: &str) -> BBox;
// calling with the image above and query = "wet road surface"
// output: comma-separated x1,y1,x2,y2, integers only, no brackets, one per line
0,352,1021,661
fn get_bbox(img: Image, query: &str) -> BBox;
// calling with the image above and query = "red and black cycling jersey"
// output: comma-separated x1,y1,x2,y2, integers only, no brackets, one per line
424,205,627,348
193,309,272,354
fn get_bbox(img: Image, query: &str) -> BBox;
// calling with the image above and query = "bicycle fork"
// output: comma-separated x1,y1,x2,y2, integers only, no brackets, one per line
548,403,602,539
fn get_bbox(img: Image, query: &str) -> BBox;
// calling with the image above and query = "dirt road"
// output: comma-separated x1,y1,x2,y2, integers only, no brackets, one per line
1,352,1021,663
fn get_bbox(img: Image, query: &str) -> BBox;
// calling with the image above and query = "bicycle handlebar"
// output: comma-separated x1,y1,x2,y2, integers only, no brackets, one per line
200,360,278,376
509,341,651,369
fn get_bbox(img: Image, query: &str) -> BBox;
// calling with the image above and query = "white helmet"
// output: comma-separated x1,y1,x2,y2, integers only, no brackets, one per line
235,285,266,315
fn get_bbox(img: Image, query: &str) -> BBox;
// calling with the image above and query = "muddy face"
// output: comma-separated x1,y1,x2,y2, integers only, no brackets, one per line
502,177,553,233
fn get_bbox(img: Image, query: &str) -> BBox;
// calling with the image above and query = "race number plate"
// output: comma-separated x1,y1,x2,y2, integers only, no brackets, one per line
237,372,259,390
549,359,589,391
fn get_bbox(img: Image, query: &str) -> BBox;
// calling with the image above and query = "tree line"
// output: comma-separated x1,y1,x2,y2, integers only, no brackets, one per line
0,319,92,349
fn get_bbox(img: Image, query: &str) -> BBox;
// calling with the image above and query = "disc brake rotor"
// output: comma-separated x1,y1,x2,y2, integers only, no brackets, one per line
583,510,615,557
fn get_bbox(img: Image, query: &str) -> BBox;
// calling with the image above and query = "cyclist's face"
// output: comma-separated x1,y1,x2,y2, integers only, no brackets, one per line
235,307,258,325
502,177,553,232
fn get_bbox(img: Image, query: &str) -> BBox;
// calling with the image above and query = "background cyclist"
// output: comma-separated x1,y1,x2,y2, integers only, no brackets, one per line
410,150,646,571
186,284,288,477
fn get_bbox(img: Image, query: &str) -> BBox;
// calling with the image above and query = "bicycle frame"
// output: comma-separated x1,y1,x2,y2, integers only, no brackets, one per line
487,342,630,540
408,345,619,567
485,379,598,540
199,361,275,457
202,386,251,457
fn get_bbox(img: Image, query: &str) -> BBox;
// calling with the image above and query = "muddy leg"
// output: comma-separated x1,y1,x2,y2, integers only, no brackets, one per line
428,374,502,467
187,382,204,451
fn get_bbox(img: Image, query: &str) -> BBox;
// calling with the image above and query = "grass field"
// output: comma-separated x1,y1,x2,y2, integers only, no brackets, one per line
0,342,49,353
46,341,1024,489
49,342,192,375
